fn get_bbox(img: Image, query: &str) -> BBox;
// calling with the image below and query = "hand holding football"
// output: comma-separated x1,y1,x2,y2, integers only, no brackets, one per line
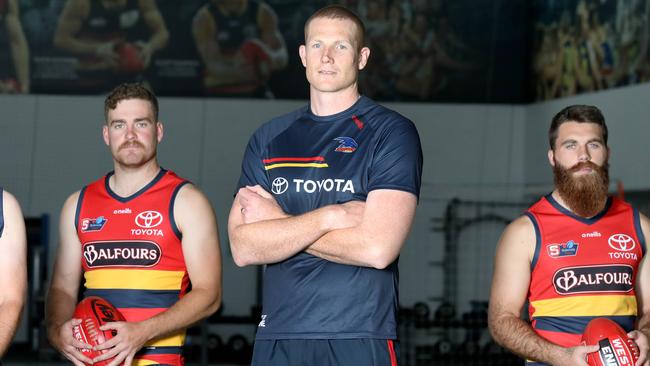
582,317,640,366
72,296,125,366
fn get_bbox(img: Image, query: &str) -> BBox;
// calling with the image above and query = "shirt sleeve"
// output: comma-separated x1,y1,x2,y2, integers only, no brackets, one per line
236,131,270,193
367,119,423,198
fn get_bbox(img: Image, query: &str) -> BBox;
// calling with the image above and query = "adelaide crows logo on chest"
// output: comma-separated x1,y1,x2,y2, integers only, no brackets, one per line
333,137,358,153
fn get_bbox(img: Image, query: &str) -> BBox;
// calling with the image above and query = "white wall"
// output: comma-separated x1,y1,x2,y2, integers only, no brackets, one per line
384,102,527,315
4,84,649,327
0,95,529,323
525,82,650,193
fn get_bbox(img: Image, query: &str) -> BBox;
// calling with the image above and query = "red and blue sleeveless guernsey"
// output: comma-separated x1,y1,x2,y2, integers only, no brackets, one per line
75,169,190,366
525,194,646,365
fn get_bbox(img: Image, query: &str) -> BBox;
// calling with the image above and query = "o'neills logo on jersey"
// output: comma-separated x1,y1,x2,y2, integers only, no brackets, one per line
83,241,161,268
553,264,634,295
581,231,602,238
271,177,355,195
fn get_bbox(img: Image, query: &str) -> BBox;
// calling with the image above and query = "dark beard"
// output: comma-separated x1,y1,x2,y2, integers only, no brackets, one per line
553,160,610,218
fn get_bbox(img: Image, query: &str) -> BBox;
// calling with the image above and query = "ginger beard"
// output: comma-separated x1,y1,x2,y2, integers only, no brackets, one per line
553,160,609,218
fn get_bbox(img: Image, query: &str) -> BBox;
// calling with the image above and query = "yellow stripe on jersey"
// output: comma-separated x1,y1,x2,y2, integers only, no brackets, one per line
134,360,159,366
264,163,329,170
531,295,637,317
144,332,186,347
84,269,186,290
134,356,183,366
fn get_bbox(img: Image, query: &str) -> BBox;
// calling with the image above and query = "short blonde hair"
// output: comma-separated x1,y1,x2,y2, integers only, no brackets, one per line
304,5,366,51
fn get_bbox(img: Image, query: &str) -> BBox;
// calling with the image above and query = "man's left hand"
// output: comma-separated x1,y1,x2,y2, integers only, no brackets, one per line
628,330,650,366
92,321,152,366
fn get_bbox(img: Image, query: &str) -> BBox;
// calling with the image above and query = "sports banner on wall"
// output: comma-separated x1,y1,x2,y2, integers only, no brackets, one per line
3,0,528,103
531,0,650,100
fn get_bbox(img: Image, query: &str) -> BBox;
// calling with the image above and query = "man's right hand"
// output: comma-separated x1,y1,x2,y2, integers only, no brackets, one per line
49,318,94,366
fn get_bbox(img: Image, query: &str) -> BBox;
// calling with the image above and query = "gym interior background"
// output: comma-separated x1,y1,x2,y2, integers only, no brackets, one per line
2,0,650,365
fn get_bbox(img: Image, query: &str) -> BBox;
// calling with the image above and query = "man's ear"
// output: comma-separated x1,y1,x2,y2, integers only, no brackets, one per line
547,149,555,167
156,121,164,143
357,47,370,70
299,45,307,67
102,125,110,146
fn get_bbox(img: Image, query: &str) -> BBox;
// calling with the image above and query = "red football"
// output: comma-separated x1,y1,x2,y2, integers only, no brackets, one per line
72,296,125,366
116,43,145,73
582,317,639,366
239,39,272,80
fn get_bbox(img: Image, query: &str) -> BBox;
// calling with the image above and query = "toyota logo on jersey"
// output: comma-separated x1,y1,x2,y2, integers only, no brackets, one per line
608,234,636,252
135,211,163,228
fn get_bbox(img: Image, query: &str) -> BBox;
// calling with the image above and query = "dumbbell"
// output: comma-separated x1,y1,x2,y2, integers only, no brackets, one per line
413,302,430,326
434,302,456,326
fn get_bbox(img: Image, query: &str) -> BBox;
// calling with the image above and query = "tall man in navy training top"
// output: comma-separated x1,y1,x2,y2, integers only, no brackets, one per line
228,5,423,365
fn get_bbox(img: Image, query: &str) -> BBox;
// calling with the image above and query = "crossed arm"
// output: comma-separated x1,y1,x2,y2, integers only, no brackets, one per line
228,185,417,269
305,189,416,268
0,191,26,357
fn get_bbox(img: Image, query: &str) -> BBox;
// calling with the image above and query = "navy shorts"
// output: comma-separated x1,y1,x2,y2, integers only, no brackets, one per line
251,339,400,366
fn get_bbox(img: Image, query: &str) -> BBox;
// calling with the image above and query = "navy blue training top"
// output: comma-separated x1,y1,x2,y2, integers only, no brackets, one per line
237,96,423,340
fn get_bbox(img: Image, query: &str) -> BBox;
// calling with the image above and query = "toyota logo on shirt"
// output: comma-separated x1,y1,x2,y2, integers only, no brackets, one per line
608,233,636,252
271,177,289,195
135,211,163,228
